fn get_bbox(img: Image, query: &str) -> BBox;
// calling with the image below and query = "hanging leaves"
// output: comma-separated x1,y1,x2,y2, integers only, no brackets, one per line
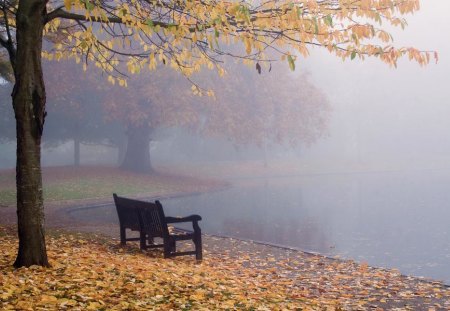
31,0,436,87
255,62,261,74
287,55,295,71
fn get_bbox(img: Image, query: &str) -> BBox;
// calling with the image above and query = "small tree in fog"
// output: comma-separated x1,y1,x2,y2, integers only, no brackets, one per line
0,51,13,83
0,53,14,140
0,0,435,267
44,60,124,166
101,67,197,172
0,83,14,143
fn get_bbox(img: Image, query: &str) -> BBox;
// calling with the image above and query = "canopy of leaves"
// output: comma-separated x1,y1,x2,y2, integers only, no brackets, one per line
198,63,331,147
100,61,330,148
101,66,199,130
43,60,124,148
2,0,436,93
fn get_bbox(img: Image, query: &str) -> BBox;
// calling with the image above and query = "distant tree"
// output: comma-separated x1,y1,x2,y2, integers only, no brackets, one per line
44,60,124,166
0,82,14,142
200,64,330,148
0,52,13,138
102,68,198,172
0,51,13,83
102,62,329,172
0,0,434,267
0,62,124,167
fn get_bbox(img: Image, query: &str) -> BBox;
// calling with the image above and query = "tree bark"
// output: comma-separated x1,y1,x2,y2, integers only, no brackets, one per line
12,1,49,267
120,123,152,173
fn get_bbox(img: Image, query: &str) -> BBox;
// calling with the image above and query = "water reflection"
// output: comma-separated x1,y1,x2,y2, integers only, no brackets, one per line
70,170,450,284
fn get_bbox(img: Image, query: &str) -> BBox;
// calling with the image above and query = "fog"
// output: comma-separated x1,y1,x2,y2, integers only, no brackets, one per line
2,2,448,172
299,0,450,170
2,0,450,284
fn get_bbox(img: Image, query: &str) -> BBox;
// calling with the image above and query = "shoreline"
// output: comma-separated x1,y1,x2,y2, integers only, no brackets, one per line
2,166,450,309
2,222,450,310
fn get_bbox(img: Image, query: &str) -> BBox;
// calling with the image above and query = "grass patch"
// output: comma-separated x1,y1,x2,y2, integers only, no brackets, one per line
0,190,15,206
0,166,224,207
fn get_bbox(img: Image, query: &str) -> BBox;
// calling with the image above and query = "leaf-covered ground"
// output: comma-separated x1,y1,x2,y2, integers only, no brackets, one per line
0,166,225,207
1,226,450,310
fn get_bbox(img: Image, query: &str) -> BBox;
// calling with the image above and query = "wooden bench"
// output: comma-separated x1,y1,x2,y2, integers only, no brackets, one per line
113,193,202,260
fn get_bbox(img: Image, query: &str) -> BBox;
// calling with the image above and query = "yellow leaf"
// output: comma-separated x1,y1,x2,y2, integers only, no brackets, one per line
87,302,103,310
64,0,71,11
40,295,58,304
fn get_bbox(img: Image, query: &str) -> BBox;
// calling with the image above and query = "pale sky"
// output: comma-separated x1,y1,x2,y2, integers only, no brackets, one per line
299,0,450,163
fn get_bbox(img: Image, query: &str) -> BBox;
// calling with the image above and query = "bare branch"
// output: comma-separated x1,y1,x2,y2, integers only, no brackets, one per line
0,32,16,70
2,6,12,42
45,7,174,29
0,34,8,48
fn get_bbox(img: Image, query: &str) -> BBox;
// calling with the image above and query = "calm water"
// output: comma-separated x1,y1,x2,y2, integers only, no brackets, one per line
70,170,450,284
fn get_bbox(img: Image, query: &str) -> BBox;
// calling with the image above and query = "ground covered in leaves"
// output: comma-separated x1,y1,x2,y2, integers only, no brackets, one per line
1,226,450,310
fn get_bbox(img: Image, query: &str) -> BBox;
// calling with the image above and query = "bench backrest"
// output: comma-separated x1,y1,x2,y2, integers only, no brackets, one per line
113,193,169,237
138,200,168,238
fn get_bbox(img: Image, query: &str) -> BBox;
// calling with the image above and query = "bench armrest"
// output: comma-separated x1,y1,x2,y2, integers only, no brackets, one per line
165,215,202,223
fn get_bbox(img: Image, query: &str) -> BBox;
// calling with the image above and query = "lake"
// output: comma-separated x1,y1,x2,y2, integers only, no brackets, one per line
70,169,450,284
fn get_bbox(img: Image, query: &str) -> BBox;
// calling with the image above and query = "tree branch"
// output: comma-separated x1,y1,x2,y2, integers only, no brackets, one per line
45,7,121,23
1,6,13,45
0,1,17,68
45,7,172,29
0,33,16,70
0,34,8,49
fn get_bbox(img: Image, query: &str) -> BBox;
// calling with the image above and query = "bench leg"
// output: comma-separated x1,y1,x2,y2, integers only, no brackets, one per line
194,234,202,261
162,238,177,258
140,232,146,250
120,226,126,245
163,237,172,258
193,222,202,260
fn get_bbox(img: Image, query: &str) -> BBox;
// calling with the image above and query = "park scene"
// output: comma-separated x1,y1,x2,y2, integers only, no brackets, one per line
1,0,450,309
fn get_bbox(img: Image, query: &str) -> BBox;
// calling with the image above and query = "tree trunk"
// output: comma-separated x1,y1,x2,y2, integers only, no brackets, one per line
73,121,80,167
117,137,127,166
121,124,153,173
12,2,49,267
74,137,80,167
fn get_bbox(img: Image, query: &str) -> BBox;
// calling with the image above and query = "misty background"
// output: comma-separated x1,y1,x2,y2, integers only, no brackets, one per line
1,1,449,173
300,0,450,170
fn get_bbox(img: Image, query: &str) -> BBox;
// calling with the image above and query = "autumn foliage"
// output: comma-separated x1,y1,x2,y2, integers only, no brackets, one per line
198,64,330,146
40,0,436,91
100,61,329,150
